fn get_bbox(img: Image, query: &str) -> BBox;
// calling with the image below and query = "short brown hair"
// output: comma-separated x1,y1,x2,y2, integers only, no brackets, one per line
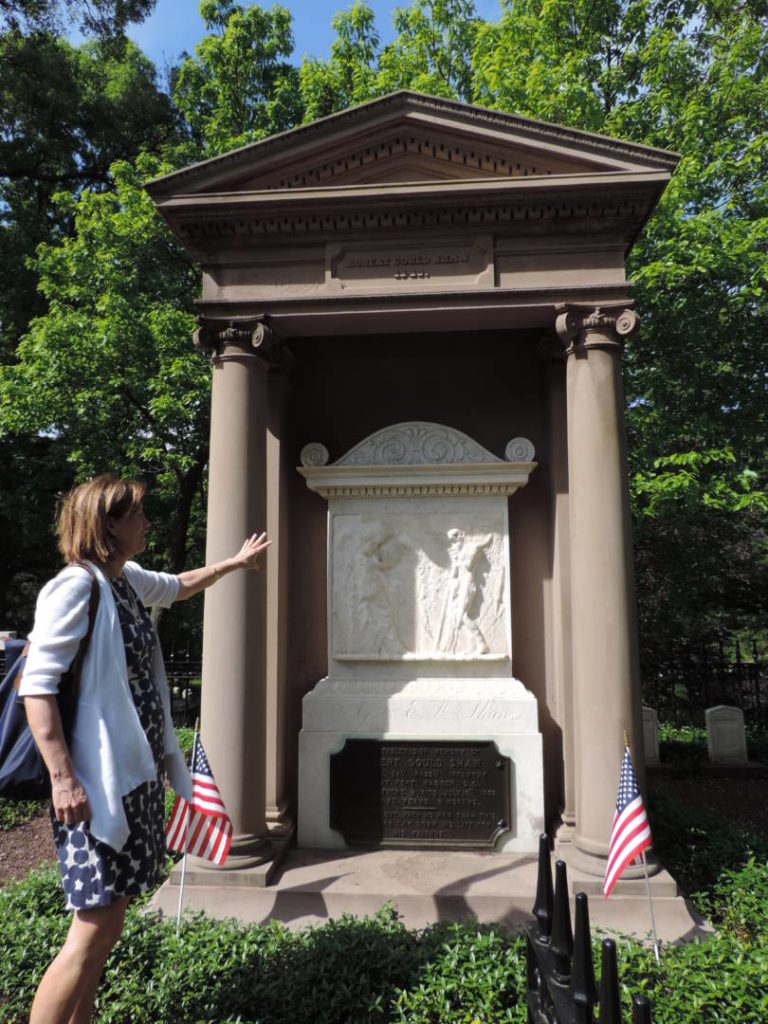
57,475,146,564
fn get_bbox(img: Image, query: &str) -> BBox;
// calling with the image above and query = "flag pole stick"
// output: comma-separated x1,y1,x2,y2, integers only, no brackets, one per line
642,849,661,962
175,718,199,936
623,731,660,961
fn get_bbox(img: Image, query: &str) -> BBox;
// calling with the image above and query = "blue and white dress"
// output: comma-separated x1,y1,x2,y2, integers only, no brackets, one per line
51,575,167,911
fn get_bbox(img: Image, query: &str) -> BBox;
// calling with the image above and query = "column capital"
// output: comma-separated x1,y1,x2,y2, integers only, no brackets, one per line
193,315,289,369
554,304,639,356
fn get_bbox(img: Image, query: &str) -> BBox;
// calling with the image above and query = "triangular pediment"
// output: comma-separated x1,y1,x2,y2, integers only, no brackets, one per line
147,91,678,198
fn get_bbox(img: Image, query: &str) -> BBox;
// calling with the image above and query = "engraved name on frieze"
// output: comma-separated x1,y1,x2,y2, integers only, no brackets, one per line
329,240,491,288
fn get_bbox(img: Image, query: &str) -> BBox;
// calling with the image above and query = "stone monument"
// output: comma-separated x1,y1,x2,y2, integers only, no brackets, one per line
297,422,544,852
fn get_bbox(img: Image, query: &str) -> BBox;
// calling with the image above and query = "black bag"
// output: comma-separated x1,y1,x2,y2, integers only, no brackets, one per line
0,565,100,800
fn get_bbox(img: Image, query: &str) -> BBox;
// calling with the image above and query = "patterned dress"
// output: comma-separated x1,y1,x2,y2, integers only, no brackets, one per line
52,575,167,911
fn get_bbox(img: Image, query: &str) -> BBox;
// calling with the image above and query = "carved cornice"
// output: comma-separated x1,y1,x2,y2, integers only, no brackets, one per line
554,303,639,355
174,189,656,249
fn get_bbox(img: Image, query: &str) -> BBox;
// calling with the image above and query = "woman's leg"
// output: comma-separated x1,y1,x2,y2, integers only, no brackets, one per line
29,896,129,1024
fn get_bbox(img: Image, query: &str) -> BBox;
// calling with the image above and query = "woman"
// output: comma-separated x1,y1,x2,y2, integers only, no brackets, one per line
19,475,270,1024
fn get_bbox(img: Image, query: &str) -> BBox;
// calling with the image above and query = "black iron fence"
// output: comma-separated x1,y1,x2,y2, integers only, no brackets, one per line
0,642,202,728
528,834,652,1024
164,646,202,727
641,634,768,726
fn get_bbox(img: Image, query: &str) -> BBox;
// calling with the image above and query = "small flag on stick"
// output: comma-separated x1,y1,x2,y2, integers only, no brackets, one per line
603,746,652,897
167,735,232,866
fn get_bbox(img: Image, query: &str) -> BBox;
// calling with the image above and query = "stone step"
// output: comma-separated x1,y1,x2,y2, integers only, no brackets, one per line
148,847,708,943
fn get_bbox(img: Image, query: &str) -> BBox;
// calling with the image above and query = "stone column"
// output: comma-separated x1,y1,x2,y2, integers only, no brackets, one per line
264,358,293,836
199,324,270,868
555,305,644,877
540,337,575,840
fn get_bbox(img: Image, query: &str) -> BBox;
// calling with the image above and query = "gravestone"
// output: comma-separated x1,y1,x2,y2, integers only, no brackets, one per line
705,705,748,764
642,706,660,766
297,422,545,852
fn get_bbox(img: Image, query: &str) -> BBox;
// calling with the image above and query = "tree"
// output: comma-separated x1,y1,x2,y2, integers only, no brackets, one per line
299,1,381,121
0,0,156,37
376,0,480,100
0,33,177,359
0,156,208,584
172,0,303,156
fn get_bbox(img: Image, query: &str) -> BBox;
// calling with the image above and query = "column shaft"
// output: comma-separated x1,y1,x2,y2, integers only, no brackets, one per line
200,337,269,862
559,308,643,874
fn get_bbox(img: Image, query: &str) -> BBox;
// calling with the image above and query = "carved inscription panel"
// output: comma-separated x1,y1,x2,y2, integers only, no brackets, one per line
329,739,511,847
326,236,493,292
331,512,509,660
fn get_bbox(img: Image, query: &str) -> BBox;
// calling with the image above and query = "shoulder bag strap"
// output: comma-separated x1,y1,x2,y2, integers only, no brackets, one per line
62,563,101,700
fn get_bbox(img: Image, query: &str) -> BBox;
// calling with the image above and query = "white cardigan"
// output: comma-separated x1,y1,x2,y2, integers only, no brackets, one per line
20,560,193,852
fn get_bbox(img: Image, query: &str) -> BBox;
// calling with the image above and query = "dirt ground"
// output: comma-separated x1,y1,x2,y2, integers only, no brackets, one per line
0,809,56,887
2,773,767,890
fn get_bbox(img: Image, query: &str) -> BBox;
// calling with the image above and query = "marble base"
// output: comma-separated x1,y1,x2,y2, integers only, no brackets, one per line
298,676,544,852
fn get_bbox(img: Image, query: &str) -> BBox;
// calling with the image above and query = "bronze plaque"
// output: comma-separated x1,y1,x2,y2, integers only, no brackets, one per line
329,739,510,848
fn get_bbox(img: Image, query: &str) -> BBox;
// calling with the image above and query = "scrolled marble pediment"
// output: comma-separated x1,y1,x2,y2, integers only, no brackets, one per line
299,422,536,498
336,422,501,467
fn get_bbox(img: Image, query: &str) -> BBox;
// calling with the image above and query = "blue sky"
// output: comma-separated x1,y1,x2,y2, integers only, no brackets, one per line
124,0,504,71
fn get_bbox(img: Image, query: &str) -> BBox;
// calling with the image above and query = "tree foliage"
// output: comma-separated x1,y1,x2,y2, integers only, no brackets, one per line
172,0,302,155
0,0,156,37
0,158,207,576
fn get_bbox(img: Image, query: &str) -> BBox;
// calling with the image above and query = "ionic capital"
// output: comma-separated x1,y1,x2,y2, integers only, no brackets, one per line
554,304,639,357
193,316,288,368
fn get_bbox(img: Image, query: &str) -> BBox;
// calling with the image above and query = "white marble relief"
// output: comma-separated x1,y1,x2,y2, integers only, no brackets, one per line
332,513,508,660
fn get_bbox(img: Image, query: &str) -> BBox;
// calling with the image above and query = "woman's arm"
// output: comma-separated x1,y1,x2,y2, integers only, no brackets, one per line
174,532,271,602
25,696,91,825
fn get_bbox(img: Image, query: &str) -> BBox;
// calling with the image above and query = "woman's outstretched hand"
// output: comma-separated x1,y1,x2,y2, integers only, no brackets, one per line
233,532,271,572
175,531,272,600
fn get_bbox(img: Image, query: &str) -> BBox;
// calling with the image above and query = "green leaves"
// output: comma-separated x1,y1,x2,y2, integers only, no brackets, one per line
173,2,303,156
0,154,208,575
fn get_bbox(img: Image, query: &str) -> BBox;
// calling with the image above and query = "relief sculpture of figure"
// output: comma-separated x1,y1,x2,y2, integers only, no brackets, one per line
437,528,493,655
355,523,409,655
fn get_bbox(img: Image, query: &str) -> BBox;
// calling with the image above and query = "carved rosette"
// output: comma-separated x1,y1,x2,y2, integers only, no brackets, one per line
300,443,330,468
554,305,639,356
505,438,535,463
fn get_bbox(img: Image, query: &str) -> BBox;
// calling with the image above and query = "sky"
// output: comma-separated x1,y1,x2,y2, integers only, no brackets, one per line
124,0,504,72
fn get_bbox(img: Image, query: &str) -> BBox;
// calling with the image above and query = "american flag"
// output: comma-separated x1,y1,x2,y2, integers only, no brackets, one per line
166,735,232,866
603,746,652,897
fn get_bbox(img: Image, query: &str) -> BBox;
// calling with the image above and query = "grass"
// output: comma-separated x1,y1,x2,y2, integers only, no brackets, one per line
1,727,767,1022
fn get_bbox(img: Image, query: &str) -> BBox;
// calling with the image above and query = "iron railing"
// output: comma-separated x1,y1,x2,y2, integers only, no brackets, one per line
527,834,653,1024
641,634,767,726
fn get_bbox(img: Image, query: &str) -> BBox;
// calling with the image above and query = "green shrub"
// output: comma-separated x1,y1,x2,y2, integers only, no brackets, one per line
657,722,708,772
0,797,45,830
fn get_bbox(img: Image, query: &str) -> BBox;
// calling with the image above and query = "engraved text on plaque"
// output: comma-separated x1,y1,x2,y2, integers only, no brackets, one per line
329,739,511,847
